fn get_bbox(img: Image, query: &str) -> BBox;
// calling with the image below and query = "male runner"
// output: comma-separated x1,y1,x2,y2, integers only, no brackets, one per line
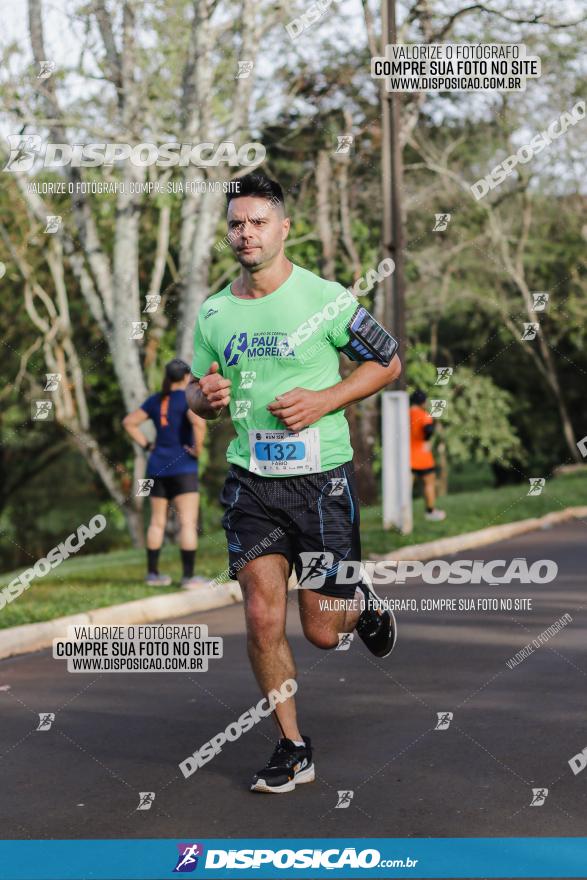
187,171,401,794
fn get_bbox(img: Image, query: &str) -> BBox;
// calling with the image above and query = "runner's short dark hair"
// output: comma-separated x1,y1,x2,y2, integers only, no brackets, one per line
227,171,285,211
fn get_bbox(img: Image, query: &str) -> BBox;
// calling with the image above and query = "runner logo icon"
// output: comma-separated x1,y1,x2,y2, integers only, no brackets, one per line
335,790,354,808
144,295,161,313
234,400,251,419
239,371,256,389
44,373,61,391
298,552,334,588
429,399,447,417
532,292,549,311
435,366,453,385
3,134,42,172
32,400,54,420
173,843,204,873
435,712,453,730
36,712,55,731
527,478,546,496
136,792,155,810
530,788,548,806
335,135,354,154
522,322,539,341
432,213,451,231
224,332,248,366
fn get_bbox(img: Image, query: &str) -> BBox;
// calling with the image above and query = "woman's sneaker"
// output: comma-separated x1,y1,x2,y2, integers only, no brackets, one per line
180,575,209,589
355,571,397,658
145,572,172,586
425,508,446,522
250,736,314,793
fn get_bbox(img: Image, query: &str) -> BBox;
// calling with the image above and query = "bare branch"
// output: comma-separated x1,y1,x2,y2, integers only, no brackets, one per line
360,0,380,58
92,0,123,97
431,3,586,41
9,337,43,398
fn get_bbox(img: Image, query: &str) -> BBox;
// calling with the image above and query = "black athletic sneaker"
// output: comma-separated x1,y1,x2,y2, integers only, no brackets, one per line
250,736,315,793
355,574,397,658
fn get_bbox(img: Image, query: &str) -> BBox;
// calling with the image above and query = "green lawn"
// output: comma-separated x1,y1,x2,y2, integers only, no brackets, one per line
1,471,585,631
362,469,587,556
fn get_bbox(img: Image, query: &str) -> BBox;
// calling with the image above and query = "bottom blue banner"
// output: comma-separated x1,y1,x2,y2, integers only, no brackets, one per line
1,837,586,879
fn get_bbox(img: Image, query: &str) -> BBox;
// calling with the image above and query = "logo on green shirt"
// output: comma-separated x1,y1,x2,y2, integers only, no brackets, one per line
223,331,296,366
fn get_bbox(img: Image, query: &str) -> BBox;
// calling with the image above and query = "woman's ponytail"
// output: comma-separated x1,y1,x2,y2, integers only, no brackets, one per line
161,373,173,400
160,359,190,427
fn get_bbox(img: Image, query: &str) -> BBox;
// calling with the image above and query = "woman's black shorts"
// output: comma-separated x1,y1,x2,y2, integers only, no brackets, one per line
149,472,199,499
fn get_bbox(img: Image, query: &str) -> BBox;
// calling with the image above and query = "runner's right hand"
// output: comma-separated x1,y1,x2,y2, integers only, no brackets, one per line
198,362,231,411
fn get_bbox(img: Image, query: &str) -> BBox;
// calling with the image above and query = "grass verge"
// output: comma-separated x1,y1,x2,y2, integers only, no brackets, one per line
1,471,585,630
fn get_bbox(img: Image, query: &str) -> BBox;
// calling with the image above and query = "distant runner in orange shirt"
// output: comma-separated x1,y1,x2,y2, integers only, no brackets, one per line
410,390,446,522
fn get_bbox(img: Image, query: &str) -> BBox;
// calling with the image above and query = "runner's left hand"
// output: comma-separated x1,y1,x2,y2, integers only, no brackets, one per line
183,444,199,459
267,388,329,432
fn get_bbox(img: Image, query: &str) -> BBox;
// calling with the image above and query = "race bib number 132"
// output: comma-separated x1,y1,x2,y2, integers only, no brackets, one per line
248,428,321,475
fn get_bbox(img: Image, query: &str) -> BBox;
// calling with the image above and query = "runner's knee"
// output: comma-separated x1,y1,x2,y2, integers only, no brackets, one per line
302,620,340,651
306,630,340,651
245,594,285,646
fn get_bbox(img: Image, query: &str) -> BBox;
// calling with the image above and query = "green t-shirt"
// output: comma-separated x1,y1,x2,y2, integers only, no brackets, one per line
191,263,358,476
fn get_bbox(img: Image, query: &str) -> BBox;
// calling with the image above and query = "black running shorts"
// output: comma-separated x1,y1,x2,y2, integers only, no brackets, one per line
150,472,199,499
220,462,362,599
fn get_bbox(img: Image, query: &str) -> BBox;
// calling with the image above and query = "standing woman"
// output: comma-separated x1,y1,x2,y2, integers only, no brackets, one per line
409,389,446,522
123,359,207,587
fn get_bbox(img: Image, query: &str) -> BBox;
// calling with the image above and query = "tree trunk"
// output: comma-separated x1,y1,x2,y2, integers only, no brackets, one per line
314,144,379,502
12,0,285,547
350,398,380,504
339,360,379,503
536,334,581,462
315,150,335,280
122,504,145,549
177,188,225,362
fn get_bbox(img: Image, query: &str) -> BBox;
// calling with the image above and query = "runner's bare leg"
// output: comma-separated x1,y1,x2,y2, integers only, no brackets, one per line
238,554,302,742
423,471,437,510
298,588,361,649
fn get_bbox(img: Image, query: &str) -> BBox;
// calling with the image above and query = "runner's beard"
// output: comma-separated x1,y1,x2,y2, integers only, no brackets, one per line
235,247,264,268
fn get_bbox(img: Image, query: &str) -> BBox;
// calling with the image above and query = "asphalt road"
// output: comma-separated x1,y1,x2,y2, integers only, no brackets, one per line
1,520,585,845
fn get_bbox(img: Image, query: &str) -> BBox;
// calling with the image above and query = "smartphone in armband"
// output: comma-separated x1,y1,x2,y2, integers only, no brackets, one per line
337,307,399,366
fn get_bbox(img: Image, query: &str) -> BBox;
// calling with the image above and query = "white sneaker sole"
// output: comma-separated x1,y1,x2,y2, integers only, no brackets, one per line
181,577,210,590
250,763,315,793
380,607,398,657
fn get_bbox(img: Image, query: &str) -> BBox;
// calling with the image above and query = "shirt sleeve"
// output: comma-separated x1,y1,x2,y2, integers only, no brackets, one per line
192,311,219,378
322,282,359,349
140,394,158,420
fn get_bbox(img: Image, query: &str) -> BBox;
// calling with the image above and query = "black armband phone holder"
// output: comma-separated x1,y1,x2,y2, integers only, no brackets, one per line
337,307,399,366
